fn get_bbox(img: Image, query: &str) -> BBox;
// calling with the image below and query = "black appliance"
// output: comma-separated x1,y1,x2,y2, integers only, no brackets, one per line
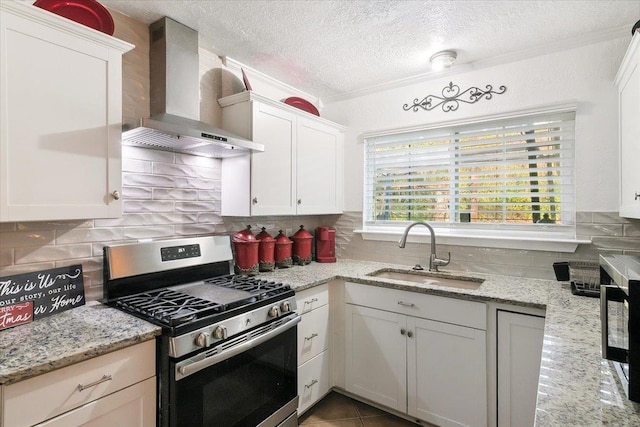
103,236,300,427
600,254,640,402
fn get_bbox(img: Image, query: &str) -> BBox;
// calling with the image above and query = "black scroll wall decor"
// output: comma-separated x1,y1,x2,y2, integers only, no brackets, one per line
403,81,507,113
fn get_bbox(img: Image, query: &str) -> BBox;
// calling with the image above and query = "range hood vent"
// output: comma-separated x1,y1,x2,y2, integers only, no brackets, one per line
122,17,263,158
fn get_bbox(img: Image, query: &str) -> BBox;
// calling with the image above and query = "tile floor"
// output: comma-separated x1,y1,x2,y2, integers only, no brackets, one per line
298,391,431,426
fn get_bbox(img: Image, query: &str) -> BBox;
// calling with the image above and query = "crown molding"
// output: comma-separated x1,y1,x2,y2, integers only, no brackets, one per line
324,24,631,104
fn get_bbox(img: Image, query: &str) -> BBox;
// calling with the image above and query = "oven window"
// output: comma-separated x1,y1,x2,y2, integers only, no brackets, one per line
171,326,297,427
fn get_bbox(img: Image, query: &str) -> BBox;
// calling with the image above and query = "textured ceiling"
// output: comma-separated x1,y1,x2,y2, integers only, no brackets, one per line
99,0,640,100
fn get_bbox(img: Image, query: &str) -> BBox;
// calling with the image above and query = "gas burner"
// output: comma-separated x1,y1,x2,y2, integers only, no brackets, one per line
115,289,223,327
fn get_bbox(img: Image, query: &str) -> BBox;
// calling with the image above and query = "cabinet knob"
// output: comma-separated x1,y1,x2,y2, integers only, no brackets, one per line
111,190,121,200
253,197,258,204
407,330,414,338
400,328,406,335
635,192,639,201
297,199,302,205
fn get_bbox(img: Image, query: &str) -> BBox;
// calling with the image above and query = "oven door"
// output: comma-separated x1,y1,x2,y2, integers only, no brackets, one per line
601,284,629,364
170,314,300,427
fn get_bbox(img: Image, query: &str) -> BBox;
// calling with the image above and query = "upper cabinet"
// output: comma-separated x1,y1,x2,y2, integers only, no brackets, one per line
219,92,345,216
0,1,133,222
616,31,640,219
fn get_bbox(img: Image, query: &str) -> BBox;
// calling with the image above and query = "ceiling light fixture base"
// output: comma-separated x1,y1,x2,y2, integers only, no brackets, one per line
430,50,458,70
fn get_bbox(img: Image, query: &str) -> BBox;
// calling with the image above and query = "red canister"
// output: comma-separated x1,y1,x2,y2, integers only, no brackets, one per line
256,227,276,272
292,225,313,265
274,230,293,269
233,225,259,275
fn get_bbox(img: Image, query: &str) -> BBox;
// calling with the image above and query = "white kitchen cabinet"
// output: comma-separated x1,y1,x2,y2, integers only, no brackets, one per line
295,284,331,414
1,340,156,427
0,1,133,222
344,282,487,427
219,91,345,216
496,310,545,427
615,31,640,218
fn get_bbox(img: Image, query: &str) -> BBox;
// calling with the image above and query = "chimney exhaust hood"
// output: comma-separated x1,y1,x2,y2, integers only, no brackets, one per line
122,17,263,158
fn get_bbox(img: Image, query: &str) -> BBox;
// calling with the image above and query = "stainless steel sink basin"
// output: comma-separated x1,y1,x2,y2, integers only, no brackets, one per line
368,269,484,290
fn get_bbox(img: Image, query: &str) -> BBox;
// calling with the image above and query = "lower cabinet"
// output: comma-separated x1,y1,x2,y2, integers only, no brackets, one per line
296,284,331,414
496,310,545,427
345,282,487,427
1,340,156,427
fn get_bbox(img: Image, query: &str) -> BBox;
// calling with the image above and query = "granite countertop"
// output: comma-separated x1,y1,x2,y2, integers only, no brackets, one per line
255,259,640,427
0,302,161,386
1,259,638,426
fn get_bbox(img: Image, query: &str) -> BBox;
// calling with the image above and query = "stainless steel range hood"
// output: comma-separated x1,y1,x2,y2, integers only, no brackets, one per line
122,17,263,158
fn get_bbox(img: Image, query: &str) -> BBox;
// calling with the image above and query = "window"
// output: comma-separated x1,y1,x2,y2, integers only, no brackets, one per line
363,109,576,239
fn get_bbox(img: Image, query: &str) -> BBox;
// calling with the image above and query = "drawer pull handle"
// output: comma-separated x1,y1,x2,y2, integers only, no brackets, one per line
305,379,318,389
304,298,319,305
397,301,415,307
305,333,319,341
77,374,112,392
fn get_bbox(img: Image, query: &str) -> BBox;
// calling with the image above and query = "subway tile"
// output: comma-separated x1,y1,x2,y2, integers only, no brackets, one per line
176,223,217,236
123,186,153,200
175,153,221,169
123,173,176,188
624,222,640,237
592,212,630,224
175,201,217,212
153,162,199,177
198,190,221,201
83,285,103,302
123,200,174,213
0,262,56,276
16,220,93,231
576,212,593,224
153,188,198,201
122,158,152,174
15,244,92,264
95,213,197,227
197,213,224,224
173,177,218,190
56,228,123,245
0,230,55,248
576,223,623,237
591,236,640,251
0,248,13,266
123,225,175,240
122,146,175,163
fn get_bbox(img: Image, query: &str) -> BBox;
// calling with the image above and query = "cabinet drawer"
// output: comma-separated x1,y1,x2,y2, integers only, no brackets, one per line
296,284,329,314
298,351,330,414
3,340,155,427
298,304,329,365
345,282,486,330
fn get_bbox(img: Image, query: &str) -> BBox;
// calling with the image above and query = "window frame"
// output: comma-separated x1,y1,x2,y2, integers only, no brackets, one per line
359,103,588,252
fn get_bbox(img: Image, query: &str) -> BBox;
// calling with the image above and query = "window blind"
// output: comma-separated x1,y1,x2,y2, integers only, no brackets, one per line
364,111,576,233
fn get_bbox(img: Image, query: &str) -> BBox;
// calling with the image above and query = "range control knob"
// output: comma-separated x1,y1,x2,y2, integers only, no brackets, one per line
280,301,291,313
195,332,211,348
213,325,228,340
268,306,281,318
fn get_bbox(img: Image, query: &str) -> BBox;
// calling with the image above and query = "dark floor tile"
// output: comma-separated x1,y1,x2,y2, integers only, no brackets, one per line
352,400,387,418
360,414,422,427
299,420,364,427
299,392,359,424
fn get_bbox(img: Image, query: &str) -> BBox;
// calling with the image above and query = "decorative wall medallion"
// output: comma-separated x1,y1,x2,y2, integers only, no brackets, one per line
403,81,507,113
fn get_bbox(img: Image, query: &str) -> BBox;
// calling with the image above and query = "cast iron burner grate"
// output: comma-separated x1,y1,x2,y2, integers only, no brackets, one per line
204,275,289,297
115,289,223,326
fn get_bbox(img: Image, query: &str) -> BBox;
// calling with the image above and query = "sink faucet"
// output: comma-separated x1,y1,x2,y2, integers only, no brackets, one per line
398,221,451,272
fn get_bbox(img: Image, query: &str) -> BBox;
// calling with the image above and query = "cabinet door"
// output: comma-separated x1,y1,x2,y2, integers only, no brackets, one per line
497,311,545,427
0,6,127,221
296,118,344,215
618,36,640,218
250,102,297,215
36,377,155,427
345,304,407,412
408,317,487,427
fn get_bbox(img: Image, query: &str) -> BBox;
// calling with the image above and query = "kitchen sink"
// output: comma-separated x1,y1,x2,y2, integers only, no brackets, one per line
367,269,484,290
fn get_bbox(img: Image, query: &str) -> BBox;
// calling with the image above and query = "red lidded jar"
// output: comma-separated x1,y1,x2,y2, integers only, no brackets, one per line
232,225,259,275
256,227,276,272
274,230,293,269
292,225,313,266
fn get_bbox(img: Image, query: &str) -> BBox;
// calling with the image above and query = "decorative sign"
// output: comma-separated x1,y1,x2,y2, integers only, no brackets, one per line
403,81,507,113
0,265,85,330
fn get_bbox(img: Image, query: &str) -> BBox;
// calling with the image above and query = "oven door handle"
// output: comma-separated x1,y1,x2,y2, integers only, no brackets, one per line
176,314,301,380
601,284,628,363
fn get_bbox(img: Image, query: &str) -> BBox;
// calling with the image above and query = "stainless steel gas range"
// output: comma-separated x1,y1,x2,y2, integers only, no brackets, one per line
103,236,300,427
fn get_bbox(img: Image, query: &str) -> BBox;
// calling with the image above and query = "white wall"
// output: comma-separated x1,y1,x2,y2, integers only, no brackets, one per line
322,36,630,213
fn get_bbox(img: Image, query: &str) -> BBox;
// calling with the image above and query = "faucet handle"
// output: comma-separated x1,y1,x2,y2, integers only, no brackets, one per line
433,251,451,267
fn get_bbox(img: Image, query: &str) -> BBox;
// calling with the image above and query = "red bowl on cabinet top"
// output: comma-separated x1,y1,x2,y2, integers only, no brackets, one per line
33,0,115,35
283,97,319,116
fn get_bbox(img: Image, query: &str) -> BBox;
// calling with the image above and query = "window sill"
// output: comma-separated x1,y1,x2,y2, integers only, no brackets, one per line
355,229,590,253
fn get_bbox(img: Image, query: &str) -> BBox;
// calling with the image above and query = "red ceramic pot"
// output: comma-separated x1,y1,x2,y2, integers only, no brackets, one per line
292,225,313,266
256,227,276,272
233,225,259,275
274,230,293,269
